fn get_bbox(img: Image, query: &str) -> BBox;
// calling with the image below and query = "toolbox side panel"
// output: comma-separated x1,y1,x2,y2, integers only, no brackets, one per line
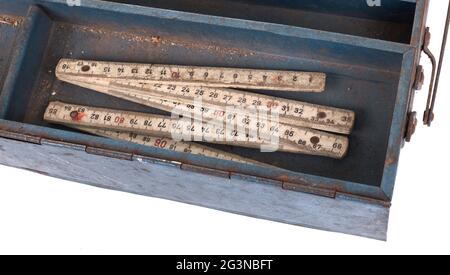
0,136,390,240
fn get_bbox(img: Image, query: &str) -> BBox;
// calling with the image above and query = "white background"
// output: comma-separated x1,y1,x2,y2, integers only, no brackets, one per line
1,1,449,255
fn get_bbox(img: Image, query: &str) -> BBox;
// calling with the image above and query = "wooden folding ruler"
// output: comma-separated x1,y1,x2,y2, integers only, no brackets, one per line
44,59,355,161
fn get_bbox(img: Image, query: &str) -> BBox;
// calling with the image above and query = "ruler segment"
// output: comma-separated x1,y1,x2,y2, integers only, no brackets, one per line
57,74,354,134
72,126,269,166
56,59,326,92
44,101,349,159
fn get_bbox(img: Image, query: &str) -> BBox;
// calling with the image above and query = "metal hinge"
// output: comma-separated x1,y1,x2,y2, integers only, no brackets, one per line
231,173,337,199
181,163,230,179
40,138,87,151
133,154,181,168
230,173,283,187
0,129,41,144
85,146,133,160
282,181,336,198
335,192,391,208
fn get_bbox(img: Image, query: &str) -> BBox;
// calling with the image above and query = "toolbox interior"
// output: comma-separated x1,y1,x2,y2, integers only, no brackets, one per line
111,0,417,43
0,15,21,95
0,0,417,193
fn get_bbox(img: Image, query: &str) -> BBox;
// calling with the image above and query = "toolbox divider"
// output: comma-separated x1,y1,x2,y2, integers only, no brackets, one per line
0,5,53,120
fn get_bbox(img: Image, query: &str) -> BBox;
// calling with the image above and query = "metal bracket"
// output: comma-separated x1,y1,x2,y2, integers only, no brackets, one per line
422,2,450,126
413,65,425,91
405,111,418,142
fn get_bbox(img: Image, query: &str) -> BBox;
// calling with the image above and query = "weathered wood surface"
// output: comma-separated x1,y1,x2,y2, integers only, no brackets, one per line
0,137,389,240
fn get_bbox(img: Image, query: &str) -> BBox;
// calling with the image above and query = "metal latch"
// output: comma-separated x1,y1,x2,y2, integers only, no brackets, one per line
422,2,450,126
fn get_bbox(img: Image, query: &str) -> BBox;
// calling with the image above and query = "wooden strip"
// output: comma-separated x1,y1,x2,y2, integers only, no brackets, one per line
56,59,326,92
44,101,349,158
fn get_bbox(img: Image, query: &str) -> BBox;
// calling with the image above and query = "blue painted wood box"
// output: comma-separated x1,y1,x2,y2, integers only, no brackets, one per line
0,0,430,240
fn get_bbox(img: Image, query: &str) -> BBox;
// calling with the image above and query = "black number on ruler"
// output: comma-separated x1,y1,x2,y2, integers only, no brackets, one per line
237,97,246,104
294,108,303,115
333,143,343,150
284,130,294,137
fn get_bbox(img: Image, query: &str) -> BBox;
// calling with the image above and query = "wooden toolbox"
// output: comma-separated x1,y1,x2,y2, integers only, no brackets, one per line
0,0,440,240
